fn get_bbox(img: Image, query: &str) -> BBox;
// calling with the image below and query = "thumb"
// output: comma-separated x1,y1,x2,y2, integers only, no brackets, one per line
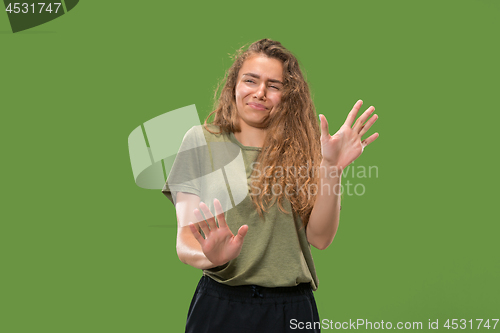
319,114,330,142
234,225,249,244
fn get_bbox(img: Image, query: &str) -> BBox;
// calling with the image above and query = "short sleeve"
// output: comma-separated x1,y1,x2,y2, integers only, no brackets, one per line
161,126,206,206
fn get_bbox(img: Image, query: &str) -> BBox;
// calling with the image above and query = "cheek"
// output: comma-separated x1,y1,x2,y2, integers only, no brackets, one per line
235,86,248,110
236,86,252,100
271,93,282,106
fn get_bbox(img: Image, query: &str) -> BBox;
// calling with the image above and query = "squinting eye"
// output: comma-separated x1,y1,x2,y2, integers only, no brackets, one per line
270,86,280,90
245,79,255,84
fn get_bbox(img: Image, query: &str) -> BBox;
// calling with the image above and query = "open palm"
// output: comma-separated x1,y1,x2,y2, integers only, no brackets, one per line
320,100,379,170
188,199,248,267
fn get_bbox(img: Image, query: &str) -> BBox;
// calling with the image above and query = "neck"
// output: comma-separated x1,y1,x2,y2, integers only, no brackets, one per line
234,122,267,148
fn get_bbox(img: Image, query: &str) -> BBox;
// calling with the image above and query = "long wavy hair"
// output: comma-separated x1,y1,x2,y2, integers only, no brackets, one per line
204,39,322,228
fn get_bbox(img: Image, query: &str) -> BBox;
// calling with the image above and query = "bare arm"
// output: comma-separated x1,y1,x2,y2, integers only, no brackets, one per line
306,162,342,250
307,101,379,250
175,192,217,269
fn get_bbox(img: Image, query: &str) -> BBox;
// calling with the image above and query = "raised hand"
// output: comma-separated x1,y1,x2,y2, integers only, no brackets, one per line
319,100,379,170
188,198,249,267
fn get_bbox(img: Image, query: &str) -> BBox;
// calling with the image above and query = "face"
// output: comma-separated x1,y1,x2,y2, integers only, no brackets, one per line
234,54,284,130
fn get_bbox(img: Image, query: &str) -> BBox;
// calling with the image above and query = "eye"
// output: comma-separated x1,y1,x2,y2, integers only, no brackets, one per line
270,85,280,90
244,79,255,84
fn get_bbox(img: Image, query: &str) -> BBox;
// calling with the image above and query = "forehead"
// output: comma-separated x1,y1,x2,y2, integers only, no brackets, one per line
238,54,283,81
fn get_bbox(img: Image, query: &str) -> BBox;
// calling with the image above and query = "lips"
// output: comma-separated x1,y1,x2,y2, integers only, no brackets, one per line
247,102,268,111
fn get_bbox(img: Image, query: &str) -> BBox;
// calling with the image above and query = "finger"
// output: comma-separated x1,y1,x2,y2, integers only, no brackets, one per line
319,114,330,141
193,206,205,223
199,202,218,230
361,132,380,147
353,106,375,133
359,113,378,137
233,225,249,245
188,222,205,245
344,100,363,128
193,208,211,236
213,199,227,229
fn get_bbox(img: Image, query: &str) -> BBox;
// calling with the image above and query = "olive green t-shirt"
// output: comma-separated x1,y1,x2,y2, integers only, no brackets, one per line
162,124,319,291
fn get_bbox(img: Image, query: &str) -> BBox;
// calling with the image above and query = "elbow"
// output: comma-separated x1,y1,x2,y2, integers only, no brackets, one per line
306,220,338,250
176,245,188,265
313,241,331,250
311,236,335,250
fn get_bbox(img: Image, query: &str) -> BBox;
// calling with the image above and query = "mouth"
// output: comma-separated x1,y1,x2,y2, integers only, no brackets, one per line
247,102,268,111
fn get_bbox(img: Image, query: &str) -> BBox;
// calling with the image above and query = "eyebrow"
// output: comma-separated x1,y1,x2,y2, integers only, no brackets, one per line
242,73,283,85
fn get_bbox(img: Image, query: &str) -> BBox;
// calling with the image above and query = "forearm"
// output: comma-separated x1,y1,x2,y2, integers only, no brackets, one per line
177,227,217,269
174,192,217,270
306,161,342,250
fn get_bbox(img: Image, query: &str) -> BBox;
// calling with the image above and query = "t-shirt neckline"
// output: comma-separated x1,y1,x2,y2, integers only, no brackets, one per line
229,132,262,151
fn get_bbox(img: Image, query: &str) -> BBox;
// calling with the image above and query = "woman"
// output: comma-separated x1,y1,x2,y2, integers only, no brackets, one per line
162,38,379,332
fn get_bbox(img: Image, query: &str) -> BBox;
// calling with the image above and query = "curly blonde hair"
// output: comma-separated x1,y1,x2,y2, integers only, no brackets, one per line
204,39,322,228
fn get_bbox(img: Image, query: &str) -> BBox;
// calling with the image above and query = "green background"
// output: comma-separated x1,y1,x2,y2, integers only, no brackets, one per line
1,0,499,331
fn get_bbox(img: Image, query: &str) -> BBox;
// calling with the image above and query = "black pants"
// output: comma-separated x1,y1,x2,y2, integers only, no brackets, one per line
185,275,321,333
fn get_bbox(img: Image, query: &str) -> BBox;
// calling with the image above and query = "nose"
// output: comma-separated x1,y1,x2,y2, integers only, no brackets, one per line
254,83,267,100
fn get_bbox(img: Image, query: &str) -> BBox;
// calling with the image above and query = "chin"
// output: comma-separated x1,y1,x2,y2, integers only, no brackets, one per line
249,113,269,122
251,119,271,129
